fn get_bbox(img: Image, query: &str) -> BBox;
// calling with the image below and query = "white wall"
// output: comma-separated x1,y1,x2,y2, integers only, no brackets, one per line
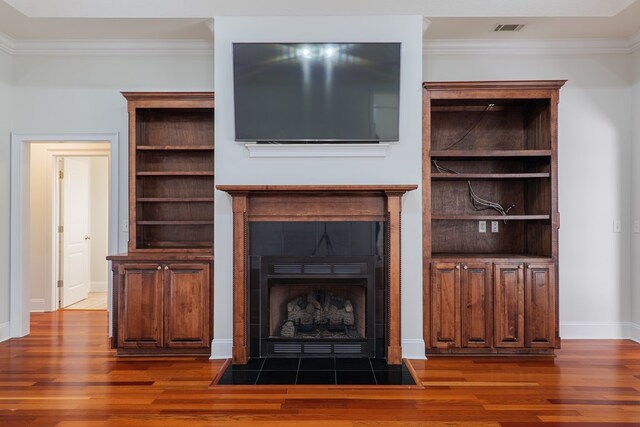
12,54,214,255
0,49,12,339
425,52,633,338
213,16,425,358
89,156,109,292
631,48,640,341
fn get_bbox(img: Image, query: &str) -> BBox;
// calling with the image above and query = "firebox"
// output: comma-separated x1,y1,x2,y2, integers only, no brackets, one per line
260,256,376,358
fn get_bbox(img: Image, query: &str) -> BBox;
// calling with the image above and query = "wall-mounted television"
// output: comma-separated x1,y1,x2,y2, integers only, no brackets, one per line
232,42,401,142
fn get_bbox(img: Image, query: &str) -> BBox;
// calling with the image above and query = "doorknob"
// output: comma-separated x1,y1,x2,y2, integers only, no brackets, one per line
84,235,91,240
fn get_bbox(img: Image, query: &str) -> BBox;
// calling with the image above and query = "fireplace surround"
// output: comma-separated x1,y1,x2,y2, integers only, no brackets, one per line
217,185,416,365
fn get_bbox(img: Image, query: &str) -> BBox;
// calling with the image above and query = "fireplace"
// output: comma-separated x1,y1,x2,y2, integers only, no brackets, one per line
217,185,416,365
260,256,376,357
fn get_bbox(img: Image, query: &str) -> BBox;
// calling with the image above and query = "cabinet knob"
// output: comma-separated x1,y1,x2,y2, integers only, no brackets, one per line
164,265,169,270
463,265,468,270
518,265,523,269
455,264,460,270
157,266,161,270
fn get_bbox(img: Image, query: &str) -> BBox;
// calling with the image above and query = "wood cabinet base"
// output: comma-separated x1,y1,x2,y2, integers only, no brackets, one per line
108,253,213,356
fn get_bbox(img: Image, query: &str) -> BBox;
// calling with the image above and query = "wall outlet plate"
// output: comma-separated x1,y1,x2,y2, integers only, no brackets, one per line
491,221,499,233
122,220,129,232
479,221,486,233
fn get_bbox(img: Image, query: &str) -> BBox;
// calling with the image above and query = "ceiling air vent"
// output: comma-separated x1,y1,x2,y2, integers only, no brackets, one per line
493,24,524,32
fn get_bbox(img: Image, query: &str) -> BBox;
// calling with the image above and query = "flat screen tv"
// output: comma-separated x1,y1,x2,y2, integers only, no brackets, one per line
232,42,401,142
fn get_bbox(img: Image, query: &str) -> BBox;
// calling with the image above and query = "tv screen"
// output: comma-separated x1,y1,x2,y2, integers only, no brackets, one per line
232,42,401,142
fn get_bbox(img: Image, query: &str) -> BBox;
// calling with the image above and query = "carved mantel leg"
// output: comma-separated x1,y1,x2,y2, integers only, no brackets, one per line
386,191,403,365
231,194,249,364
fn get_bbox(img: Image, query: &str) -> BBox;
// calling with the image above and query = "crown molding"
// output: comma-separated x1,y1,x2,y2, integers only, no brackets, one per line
1,34,638,56
425,37,639,55
9,39,213,56
0,32,16,55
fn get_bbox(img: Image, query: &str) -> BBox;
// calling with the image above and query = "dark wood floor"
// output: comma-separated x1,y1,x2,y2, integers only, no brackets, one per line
0,311,639,426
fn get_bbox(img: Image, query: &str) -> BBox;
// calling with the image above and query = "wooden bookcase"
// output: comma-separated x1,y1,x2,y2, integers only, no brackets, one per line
125,92,215,252
422,81,565,355
108,92,214,355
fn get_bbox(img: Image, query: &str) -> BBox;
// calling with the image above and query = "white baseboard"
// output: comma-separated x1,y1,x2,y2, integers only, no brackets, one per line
560,321,631,339
402,339,426,359
0,322,10,342
30,298,46,312
90,281,108,293
630,323,640,343
210,338,233,360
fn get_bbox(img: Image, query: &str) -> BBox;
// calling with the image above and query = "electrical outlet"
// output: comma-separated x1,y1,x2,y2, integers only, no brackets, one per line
478,221,486,233
634,220,640,233
122,220,129,232
613,219,621,233
491,221,499,233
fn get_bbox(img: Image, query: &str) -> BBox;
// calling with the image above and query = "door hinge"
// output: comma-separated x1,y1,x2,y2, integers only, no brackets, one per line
58,225,64,233
57,280,63,288
58,170,64,179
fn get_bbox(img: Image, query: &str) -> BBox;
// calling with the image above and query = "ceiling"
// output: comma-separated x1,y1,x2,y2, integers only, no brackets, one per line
0,0,639,43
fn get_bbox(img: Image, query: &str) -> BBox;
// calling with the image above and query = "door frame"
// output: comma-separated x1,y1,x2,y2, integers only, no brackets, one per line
10,133,120,338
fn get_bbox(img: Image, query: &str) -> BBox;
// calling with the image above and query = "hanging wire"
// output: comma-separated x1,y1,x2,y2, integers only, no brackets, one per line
432,160,515,223
440,103,495,150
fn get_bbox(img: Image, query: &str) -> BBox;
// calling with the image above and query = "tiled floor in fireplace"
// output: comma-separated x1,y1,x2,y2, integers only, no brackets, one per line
215,357,417,386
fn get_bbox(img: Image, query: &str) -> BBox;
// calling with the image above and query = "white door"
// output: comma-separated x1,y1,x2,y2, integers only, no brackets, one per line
60,157,91,308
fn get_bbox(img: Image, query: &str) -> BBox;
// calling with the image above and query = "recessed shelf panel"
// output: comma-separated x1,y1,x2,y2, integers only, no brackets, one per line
137,145,214,151
431,150,552,158
137,197,215,202
431,215,550,221
431,173,550,179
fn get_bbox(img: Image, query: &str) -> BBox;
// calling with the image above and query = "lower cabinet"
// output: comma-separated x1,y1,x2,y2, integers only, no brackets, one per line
431,262,492,350
111,257,212,355
429,259,556,355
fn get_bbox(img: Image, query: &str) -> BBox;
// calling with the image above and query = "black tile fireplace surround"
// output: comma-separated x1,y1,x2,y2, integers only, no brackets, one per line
248,221,387,360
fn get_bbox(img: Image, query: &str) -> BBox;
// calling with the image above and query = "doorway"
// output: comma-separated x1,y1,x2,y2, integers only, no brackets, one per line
29,144,110,312
10,133,119,338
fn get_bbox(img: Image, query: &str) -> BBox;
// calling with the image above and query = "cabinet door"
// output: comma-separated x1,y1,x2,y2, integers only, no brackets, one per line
525,263,556,348
430,262,460,348
460,263,492,348
118,263,163,348
164,263,210,348
494,263,524,348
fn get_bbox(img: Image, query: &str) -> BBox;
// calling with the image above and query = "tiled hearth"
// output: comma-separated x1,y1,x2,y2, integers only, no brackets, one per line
214,358,417,386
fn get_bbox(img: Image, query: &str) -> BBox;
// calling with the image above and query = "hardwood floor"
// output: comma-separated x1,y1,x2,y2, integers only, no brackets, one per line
0,311,639,426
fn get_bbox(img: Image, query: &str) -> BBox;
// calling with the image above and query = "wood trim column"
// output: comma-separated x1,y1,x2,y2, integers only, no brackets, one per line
386,191,403,365
231,193,249,364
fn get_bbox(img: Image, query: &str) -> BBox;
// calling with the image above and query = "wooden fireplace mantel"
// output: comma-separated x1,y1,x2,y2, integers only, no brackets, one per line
217,184,417,365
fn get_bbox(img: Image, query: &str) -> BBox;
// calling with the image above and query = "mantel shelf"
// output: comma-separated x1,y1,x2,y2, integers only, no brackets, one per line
217,184,417,194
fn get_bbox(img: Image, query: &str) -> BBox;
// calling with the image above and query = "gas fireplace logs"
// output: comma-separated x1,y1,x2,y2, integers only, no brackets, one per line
280,291,358,339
